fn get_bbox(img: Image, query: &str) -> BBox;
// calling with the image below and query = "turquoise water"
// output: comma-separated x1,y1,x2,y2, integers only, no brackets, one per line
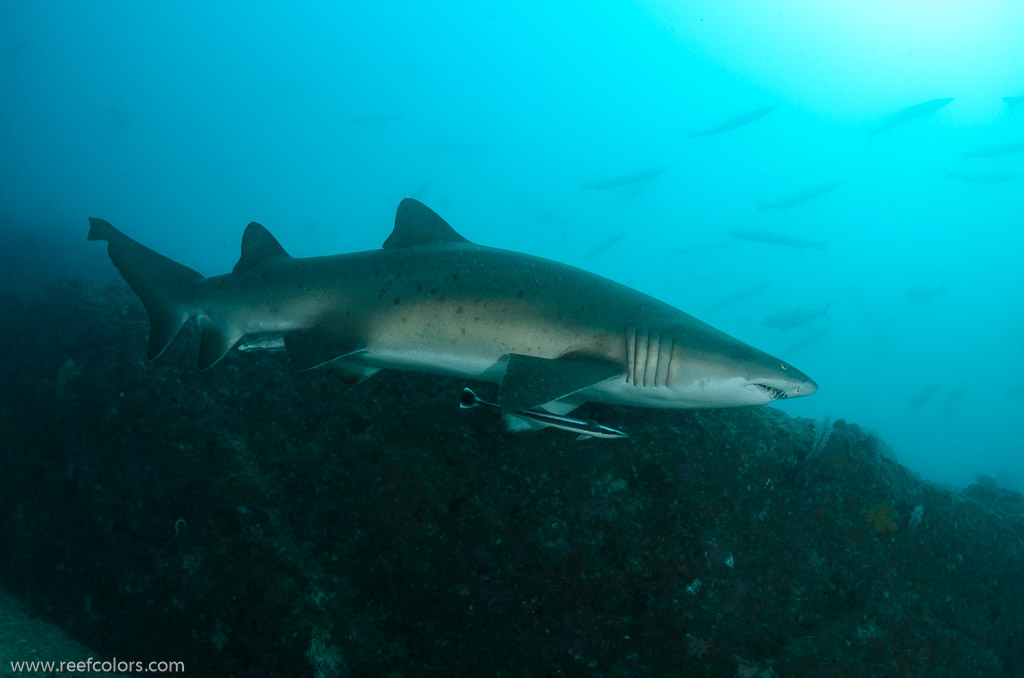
2,1,1021,489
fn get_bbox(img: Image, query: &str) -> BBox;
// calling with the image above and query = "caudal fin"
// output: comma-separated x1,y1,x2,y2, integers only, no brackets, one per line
88,218,204,361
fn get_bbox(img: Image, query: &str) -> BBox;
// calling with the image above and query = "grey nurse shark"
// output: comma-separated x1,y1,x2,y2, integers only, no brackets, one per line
88,199,817,433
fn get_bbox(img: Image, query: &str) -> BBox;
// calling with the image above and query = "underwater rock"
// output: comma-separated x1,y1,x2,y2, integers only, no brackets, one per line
0,277,1022,677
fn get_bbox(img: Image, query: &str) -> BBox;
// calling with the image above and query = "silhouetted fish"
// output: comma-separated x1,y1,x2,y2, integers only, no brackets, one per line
939,385,968,421
755,181,844,211
703,282,773,314
584,231,627,260
781,326,830,356
867,97,953,144
688,105,778,139
906,284,945,304
908,384,941,409
581,167,666,191
1003,96,1024,115
730,230,826,251
762,302,832,330
943,168,1016,184
963,140,1024,160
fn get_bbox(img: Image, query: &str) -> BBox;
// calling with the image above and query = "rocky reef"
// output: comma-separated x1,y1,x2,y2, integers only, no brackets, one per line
1,277,1022,677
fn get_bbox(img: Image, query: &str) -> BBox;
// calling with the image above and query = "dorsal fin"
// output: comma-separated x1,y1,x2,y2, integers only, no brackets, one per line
234,222,291,273
383,198,472,249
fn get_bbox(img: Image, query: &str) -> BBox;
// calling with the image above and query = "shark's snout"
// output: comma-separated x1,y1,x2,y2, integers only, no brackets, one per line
796,378,818,397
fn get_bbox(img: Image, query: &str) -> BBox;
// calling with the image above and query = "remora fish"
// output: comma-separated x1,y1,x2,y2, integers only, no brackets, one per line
963,140,1024,160
943,168,1016,184
762,302,832,331
460,388,626,440
688,105,778,139
88,199,816,429
730,230,826,251
237,334,286,351
754,181,844,211
867,97,953,144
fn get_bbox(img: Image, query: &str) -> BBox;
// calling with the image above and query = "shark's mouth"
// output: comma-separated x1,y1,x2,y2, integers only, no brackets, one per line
752,383,787,401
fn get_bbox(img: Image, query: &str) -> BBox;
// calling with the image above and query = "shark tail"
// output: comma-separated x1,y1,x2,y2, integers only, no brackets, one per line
88,218,204,362
820,300,834,319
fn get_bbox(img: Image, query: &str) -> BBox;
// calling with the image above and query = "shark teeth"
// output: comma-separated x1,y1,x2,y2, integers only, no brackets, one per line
753,384,787,401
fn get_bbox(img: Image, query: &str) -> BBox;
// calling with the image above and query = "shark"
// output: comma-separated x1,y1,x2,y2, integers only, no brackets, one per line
88,199,817,429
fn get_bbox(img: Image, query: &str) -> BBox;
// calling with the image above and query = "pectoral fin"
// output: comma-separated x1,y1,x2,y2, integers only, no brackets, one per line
284,324,367,371
498,353,622,412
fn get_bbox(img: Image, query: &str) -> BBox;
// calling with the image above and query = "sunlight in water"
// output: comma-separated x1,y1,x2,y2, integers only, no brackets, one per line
646,0,1021,120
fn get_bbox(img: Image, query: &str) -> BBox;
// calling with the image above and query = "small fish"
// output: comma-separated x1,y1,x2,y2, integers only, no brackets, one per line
581,167,666,191
939,385,968,421
460,388,628,440
1003,96,1024,115
755,181,844,211
781,326,831,356
341,113,401,126
867,97,953,144
943,385,968,406
906,283,945,305
689,105,778,139
702,281,773,314
730,230,826,251
762,302,832,331
907,384,941,409
963,140,1024,160
943,168,1016,184
584,231,627,260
